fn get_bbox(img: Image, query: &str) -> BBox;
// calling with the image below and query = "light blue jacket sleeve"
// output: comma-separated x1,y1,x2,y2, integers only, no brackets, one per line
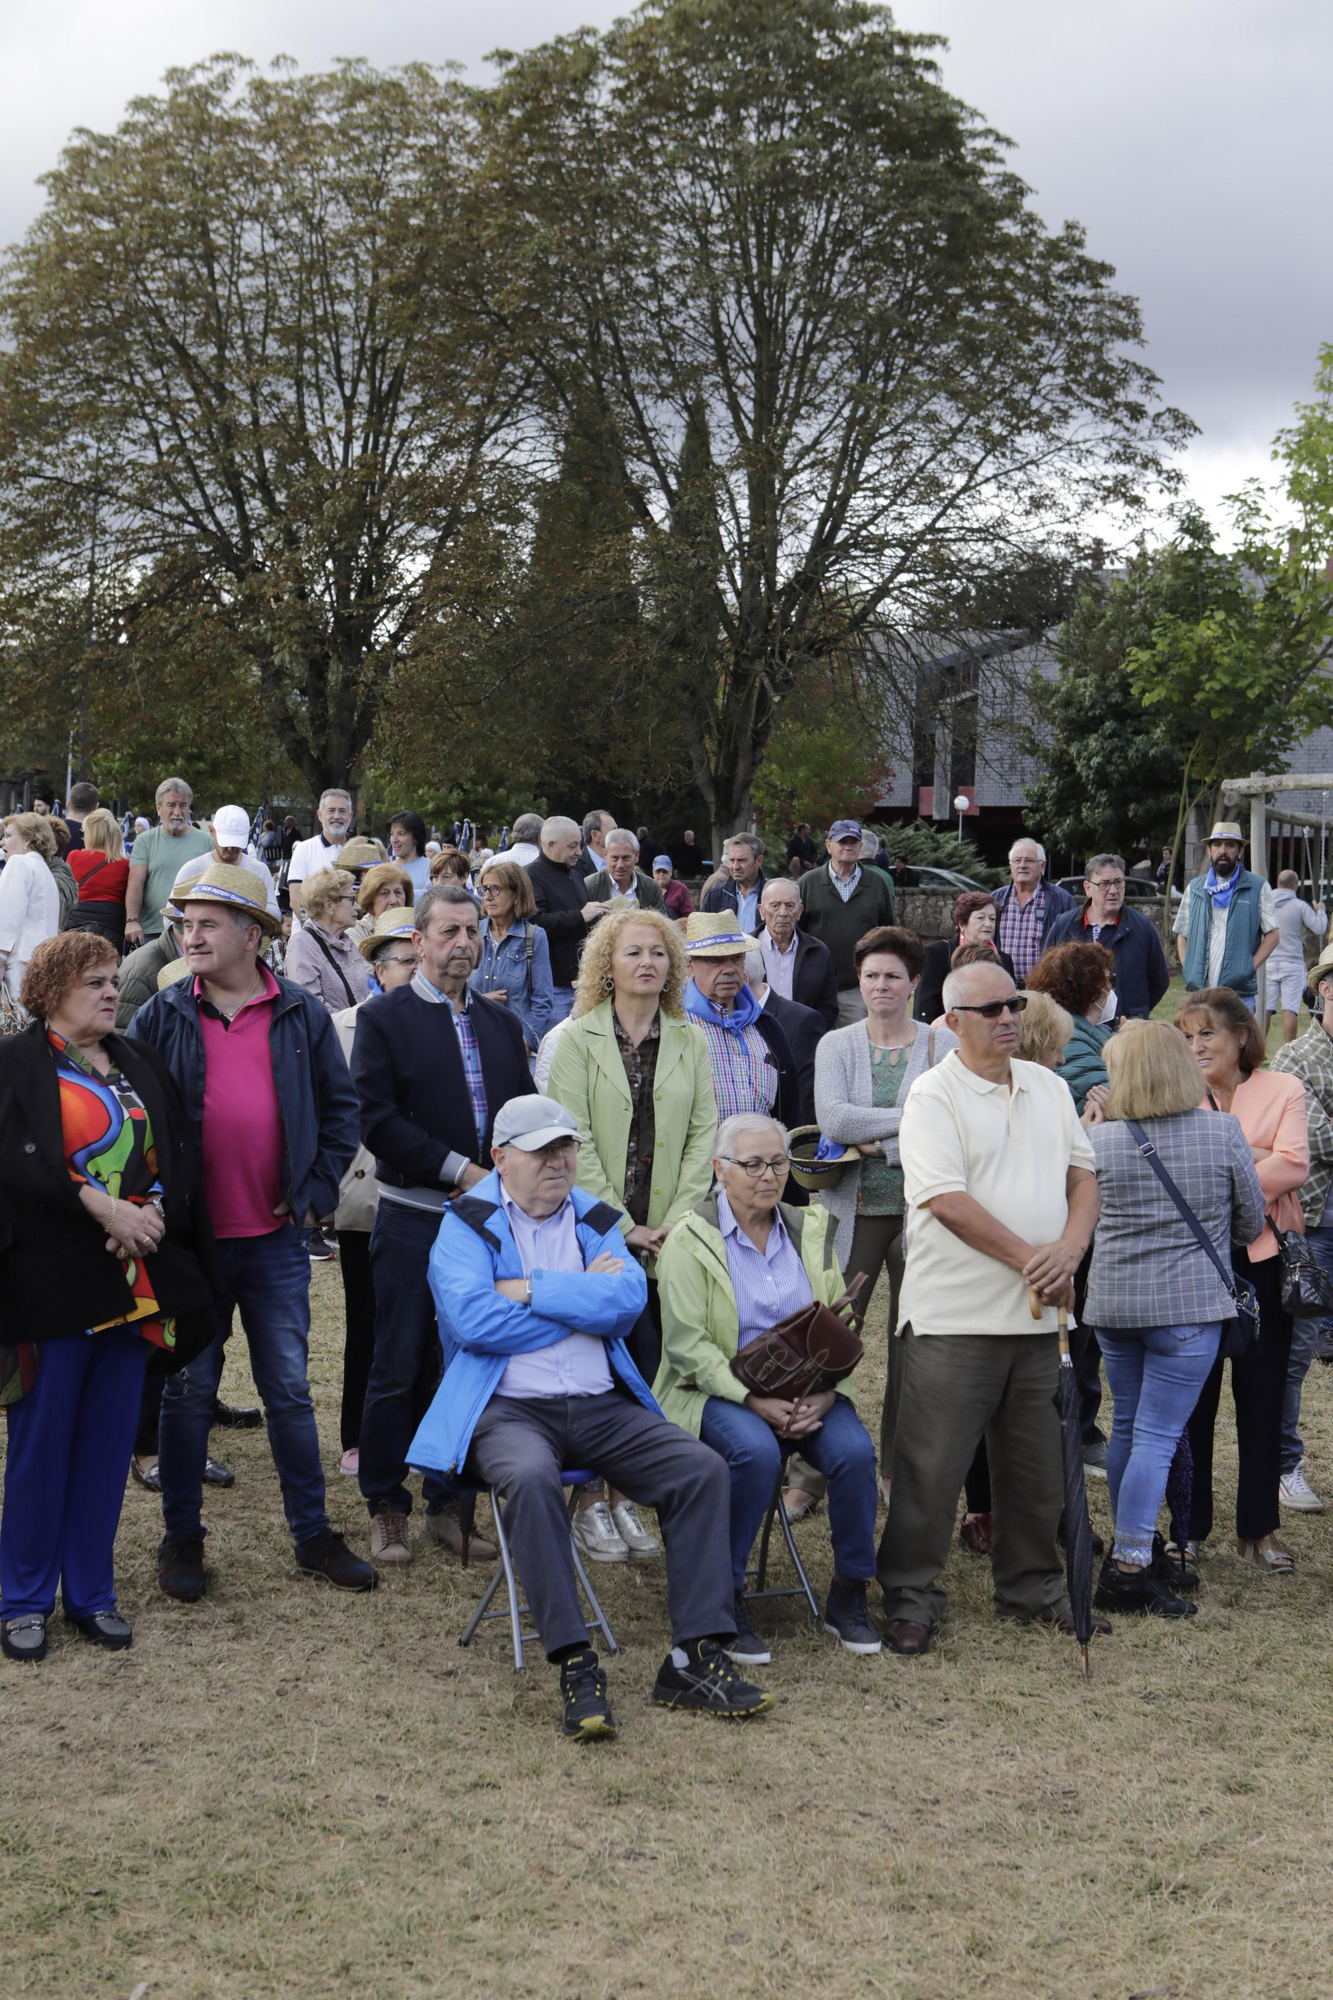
429,1212,646,1357
522,925,555,1051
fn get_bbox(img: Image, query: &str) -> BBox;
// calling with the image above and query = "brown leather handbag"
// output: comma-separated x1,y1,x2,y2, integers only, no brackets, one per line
729,1272,867,1402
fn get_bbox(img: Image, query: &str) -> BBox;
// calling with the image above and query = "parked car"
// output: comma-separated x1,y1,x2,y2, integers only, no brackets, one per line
1056,875,1181,905
911,864,989,893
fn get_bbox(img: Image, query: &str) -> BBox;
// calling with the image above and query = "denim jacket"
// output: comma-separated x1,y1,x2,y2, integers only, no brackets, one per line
468,918,554,1053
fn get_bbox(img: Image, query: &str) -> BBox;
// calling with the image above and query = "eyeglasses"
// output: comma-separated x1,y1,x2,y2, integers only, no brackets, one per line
1088,877,1124,890
720,1156,788,1179
480,884,508,896
951,997,1028,1018
378,952,418,967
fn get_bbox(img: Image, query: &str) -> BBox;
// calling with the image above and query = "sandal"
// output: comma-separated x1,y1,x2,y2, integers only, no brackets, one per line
1237,1538,1295,1574
1165,1538,1199,1578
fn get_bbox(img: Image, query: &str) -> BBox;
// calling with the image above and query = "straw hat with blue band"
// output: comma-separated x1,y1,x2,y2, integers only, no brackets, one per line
682,910,758,957
166,862,282,938
358,905,419,962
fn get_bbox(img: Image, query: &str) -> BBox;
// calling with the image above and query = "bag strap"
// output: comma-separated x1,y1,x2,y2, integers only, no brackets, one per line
525,922,535,991
305,924,357,1009
1124,1118,1241,1300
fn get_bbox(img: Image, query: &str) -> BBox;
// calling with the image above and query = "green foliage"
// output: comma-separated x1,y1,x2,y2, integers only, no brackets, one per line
751,668,891,831
864,819,1005,886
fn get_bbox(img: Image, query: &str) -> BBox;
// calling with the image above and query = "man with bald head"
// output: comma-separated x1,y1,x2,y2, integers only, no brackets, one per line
876,958,1104,1657
526,815,607,1022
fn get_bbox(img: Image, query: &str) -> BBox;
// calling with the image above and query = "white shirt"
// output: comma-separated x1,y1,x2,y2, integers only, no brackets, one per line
897,1051,1094,1337
534,1018,571,1093
0,850,60,985
760,930,798,1000
288,833,349,887
492,1184,614,1399
507,841,541,869
173,847,280,919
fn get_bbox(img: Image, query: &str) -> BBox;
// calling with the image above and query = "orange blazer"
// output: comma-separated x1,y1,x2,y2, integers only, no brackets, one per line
1228,1068,1309,1258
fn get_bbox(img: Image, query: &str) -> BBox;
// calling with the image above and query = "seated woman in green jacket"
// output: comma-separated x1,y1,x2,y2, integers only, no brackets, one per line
655,1113,882,1668
548,903,718,1565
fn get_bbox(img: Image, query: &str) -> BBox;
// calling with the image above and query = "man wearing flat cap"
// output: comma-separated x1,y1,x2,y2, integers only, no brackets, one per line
796,820,896,1026
407,1094,773,1739
1173,821,1278,1003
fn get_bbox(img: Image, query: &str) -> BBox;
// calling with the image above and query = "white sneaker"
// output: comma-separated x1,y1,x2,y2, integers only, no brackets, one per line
1279,1463,1326,1512
571,1499,629,1563
610,1500,661,1560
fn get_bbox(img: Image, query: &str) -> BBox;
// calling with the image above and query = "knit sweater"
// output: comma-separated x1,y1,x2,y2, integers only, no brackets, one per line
797,863,895,988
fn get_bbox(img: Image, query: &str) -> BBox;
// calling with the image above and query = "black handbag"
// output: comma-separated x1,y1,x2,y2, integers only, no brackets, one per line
1125,1120,1261,1360
1267,1219,1333,1316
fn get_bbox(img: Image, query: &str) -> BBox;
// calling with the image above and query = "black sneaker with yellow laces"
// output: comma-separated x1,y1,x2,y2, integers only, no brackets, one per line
652,1638,775,1718
559,1648,616,1741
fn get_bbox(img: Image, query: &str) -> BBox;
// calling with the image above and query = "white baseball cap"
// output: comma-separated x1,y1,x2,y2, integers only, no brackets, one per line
210,804,251,847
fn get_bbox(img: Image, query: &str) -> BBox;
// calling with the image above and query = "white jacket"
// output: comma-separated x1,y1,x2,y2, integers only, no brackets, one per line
0,851,60,985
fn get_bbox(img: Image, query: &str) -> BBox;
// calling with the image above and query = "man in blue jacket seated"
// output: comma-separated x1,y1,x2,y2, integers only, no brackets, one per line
408,1094,774,1741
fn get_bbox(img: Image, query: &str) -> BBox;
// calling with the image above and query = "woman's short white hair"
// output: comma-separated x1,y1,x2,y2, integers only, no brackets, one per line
715,1113,789,1159
744,949,765,985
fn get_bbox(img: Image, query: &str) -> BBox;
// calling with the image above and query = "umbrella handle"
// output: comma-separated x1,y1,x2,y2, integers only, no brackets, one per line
1028,1289,1043,1321
1057,1306,1071,1364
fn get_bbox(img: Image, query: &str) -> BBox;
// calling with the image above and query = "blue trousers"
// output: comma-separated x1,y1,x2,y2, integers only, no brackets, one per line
358,1202,455,1517
700,1393,878,1591
1283,1220,1333,1473
1097,1323,1221,1565
1,1330,147,1620
159,1225,328,1545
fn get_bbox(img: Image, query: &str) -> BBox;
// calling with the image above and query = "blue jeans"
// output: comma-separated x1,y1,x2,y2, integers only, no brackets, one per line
1282,1220,1333,1473
1097,1323,1222,1565
159,1225,328,1546
1,1330,147,1619
358,1202,456,1517
700,1393,878,1590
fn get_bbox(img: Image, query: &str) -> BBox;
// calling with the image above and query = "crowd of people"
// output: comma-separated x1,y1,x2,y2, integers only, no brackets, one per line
1,783,1330,1745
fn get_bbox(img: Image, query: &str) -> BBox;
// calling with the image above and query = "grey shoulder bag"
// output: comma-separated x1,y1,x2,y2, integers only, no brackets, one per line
1124,1120,1260,1360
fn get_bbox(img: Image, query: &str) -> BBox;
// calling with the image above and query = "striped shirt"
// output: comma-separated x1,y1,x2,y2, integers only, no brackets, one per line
998,883,1050,980
411,970,487,1154
695,1014,778,1123
717,1189,813,1348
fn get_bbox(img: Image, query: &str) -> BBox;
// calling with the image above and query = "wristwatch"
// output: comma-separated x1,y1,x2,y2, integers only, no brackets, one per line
525,1279,533,1306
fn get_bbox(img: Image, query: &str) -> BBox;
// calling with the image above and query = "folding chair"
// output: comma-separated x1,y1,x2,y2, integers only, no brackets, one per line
457,1469,619,1672
744,1459,821,1626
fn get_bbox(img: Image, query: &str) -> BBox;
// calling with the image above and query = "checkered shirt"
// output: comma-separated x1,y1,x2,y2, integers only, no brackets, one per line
695,1017,778,1123
998,883,1049,980
411,970,488,1154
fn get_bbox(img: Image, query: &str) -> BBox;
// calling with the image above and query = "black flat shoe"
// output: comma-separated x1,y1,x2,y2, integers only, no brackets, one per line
203,1456,235,1488
1094,1554,1195,1619
212,1399,262,1430
158,1535,207,1603
130,1457,162,1493
1,1614,47,1663
68,1610,133,1650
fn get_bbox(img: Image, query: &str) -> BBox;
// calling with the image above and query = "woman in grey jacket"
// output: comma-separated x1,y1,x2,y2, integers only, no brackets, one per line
1086,1021,1264,1617
787,927,957,1513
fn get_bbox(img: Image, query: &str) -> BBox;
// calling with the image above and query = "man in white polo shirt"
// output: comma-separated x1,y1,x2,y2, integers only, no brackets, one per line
877,958,1105,1656
288,788,354,920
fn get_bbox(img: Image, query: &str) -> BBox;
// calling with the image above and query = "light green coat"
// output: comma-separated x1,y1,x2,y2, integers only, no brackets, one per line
654,1193,846,1437
548,999,717,1246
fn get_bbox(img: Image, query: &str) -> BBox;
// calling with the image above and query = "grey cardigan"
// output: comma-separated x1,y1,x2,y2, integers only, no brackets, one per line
813,1017,959,1268
1085,1110,1265,1329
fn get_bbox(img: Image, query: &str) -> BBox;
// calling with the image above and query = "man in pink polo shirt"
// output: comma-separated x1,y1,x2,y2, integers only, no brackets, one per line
127,864,371,1601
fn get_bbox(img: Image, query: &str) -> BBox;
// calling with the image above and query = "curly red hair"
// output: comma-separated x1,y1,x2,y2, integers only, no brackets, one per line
20,932,120,1022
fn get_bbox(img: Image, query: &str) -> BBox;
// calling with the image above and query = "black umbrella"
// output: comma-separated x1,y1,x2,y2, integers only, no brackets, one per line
1039,1294,1096,1678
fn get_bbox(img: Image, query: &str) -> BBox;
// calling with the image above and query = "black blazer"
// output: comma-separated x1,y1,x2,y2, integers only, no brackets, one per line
351,984,535,1187
757,929,839,1031
913,940,1016,1024
761,990,825,1130
0,1022,221,1354
526,854,592,987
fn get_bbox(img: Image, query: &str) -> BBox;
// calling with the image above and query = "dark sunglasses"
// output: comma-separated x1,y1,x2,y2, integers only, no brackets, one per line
951,996,1028,1018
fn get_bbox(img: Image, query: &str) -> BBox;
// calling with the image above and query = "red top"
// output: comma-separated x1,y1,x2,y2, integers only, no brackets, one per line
195,966,287,1238
69,849,130,905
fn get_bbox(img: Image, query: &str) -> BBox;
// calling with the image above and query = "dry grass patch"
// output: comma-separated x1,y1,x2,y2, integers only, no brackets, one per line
1,1263,1332,1999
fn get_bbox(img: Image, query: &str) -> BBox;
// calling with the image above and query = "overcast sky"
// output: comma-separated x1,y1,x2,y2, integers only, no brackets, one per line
4,1,1330,535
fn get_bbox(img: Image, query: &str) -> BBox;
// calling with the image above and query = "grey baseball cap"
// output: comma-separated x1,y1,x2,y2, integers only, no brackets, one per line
492,1095,579,1151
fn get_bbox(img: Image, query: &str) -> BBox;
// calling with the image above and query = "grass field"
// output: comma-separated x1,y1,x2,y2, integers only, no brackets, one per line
3,1253,1333,2000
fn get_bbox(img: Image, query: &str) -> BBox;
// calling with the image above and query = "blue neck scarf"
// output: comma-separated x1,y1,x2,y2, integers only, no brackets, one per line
684,976,764,1035
1203,865,1238,913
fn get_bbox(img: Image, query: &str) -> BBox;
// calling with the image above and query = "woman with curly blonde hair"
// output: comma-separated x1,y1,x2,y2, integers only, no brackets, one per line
547,905,717,1562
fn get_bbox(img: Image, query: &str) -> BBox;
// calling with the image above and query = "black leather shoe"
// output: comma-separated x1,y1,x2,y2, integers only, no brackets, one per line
68,1610,133,1650
203,1456,235,1488
886,1618,932,1656
212,1398,262,1430
158,1535,207,1602
295,1529,377,1592
1,1614,47,1663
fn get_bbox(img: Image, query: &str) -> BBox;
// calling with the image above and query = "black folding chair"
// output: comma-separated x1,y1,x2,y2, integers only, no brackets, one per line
457,1470,618,1672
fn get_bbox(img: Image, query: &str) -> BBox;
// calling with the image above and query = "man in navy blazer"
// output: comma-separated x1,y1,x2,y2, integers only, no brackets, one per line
351,884,535,1567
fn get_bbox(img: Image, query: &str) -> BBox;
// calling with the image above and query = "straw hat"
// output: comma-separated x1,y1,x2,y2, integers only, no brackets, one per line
1206,821,1245,844
1310,939,1333,982
339,836,389,873
682,910,757,958
358,905,419,962
157,957,194,992
166,862,281,937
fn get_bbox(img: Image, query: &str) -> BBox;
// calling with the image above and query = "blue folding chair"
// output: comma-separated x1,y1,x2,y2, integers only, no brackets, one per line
457,1470,619,1672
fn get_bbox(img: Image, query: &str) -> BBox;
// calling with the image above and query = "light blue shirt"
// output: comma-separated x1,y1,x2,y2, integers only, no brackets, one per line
829,864,862,904
492,1184,614,1398
736,884,761,933
717,1189,813,1349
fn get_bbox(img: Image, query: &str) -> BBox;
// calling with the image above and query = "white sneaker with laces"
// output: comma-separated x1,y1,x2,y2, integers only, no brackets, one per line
571,1499,629,1563
610,1500,661,1559
1279,1463,1325,1512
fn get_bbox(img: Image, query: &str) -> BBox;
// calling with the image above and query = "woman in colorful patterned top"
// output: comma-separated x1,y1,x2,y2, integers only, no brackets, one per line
0,933,219,1663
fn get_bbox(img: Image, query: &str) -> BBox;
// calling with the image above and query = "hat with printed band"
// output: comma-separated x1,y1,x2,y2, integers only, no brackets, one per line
358,906,419,961
682,910,758,957
169,862,282,937
1206,821,1245,844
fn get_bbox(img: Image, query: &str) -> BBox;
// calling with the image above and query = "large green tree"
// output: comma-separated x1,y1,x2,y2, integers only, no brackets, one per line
0,56,522,800
477,0,1191,852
